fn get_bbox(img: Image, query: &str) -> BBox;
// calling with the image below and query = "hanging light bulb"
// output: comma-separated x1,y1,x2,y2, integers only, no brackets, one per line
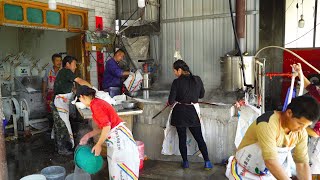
298,15,305,28
48,0,57,10
138,0,146,8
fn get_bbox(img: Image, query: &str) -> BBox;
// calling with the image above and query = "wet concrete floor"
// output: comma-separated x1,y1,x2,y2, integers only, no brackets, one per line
6,132,227,180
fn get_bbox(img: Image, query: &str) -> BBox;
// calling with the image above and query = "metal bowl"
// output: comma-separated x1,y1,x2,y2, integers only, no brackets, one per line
122,100,138,109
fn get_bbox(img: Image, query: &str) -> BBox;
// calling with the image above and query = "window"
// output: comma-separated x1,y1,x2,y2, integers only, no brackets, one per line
46,11,61,26
27,7,43,24
4,4,23,21
68,14,83,29
1,1,87,32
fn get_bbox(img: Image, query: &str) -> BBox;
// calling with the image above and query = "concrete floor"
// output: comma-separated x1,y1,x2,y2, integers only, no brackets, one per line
6,132,227,180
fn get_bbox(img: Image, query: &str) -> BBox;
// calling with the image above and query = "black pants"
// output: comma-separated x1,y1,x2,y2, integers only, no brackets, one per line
176,126,210,161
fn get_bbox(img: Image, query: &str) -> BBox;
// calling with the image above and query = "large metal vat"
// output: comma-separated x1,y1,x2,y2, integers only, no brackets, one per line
221,56,255,91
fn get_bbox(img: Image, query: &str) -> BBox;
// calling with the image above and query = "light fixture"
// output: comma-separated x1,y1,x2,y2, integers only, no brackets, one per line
48,0,57,10
138,0,145,8
298,15,305,28
298,0,305,28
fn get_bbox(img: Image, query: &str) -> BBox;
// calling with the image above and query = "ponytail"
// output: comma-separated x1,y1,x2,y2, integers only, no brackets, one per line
173,59,196,83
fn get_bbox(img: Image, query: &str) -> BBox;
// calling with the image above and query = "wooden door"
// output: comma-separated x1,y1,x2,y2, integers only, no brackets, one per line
66,34,90,81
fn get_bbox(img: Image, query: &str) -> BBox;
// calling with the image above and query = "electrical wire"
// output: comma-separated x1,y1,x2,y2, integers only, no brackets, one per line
228,0,251,87
285,22,320,45
286,0,296,12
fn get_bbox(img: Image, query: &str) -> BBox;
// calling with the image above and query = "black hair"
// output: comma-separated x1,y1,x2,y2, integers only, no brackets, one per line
77,86,96,99
173,59,196,81
287,95,320,122
62,55,77,67
114,49,125,56
52,53,62,62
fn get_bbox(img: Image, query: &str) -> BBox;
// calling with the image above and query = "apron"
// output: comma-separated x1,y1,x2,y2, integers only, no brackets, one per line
162,103,206,157
309,137,320,174
226,120,296,180
106,122,140,180
46,69,57,113
54,92,74,148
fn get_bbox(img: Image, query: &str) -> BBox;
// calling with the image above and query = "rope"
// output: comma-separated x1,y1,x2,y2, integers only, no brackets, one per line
255,46,320,74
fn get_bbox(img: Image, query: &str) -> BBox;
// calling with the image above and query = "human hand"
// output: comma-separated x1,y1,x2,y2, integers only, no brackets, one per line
291,63,303,76
79,135,89,145
91,144,102,156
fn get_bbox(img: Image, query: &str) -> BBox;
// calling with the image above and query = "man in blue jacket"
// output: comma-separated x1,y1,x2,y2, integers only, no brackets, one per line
102,49,130,97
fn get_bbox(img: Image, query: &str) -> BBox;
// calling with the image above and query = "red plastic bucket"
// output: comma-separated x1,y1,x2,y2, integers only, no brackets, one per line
136,141,145,170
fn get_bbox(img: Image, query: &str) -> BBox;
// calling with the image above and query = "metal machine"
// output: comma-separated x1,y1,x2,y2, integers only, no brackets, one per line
14,76,48,133
138,59,154,99
221,55,266,113
1,52,49,137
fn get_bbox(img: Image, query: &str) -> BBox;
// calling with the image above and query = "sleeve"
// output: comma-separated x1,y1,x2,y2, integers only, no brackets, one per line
313,121,320,136
107,61,123,78
168,80,177,105
256,122,278,160
66,69,77,82
293,130,310,163
198,77,205,99
306,84,320,101
91,105,111,129
43,69,49,82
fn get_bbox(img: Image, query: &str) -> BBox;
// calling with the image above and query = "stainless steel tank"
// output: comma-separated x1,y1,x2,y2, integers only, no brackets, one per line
221,56,255,91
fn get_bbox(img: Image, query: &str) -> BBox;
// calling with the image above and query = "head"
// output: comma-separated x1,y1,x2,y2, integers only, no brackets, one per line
76,85,96,107
62,55,77,73
51,53,62,68
283,95,320,132
113,49,125,62
173,59,191,77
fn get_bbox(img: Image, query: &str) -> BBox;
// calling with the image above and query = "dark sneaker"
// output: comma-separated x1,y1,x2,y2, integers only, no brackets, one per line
181,161,189,169
204,161,213,170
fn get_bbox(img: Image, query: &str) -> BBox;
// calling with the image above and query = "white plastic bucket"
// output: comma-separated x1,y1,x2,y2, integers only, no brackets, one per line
20,174,46,180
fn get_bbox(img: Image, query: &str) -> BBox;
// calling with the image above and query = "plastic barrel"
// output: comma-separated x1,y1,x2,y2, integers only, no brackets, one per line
136,141,145,170
20,174,46,180
41,166,66,180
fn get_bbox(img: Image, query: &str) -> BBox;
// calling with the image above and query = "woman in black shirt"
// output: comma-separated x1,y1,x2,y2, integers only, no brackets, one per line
168,60,212,170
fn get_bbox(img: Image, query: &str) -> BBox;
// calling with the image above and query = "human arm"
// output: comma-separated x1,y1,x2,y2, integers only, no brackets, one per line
295,163,311,180
291,63,311,88
74,77,92,88
168,80,177,105
256,122,291,179
199,77,205,99
292,130,311,179
91,126,111,156
264,160,291,180
79,128,101,145
306,127,319,137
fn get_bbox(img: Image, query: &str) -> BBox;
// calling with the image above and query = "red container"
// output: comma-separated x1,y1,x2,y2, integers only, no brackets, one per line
139,159,144,170
136,141,145,170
